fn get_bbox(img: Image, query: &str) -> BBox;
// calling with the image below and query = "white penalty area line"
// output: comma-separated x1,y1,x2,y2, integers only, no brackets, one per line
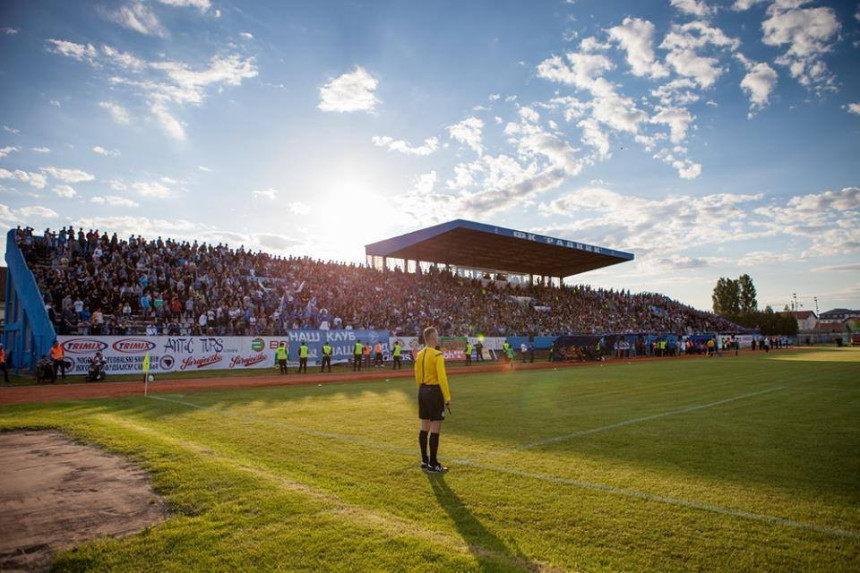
144,393,858,541
482,386,786,457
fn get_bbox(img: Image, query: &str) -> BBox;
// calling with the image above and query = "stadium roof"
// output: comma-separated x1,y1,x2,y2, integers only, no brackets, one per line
365,219,634,278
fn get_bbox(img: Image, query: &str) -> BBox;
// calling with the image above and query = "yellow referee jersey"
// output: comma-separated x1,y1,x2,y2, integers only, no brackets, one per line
414,347,451,402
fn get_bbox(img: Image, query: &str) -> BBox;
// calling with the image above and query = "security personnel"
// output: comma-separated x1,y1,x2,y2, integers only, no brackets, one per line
363,342,371,366
464,341,473,366
0,343,8,383
298,341,309,373
321,342,333,373
392,341,403,370
374,342,383,367
276,342,288,375
50,340,66,382
415,327,451,473
502,341,512,365
353,340,363,371
474,340,483,362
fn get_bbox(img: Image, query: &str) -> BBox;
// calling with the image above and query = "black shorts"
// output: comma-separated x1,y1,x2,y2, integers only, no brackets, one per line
418,384,446,421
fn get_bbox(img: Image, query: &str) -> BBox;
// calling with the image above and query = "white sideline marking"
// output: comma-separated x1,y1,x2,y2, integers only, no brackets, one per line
493,386,786,455
145,393,859,540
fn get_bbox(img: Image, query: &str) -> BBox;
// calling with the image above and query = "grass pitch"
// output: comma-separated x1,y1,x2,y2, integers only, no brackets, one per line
1,348,858,572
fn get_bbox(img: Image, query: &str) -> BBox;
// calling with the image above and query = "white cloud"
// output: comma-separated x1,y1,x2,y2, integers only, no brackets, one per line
41,166,95,183
538,186,765,255
52,185,77,198
143,53,259,105
198,165,212,172
287,202,310,215
670,0,715,17
157,0,211,11
1,27,19,35
660,21,740,89
45,39,97,63
577,117,610,160
90,195,139,207
101,45,146,71
49,99,61,108
32,147,51,153
49,38,257,143
536,52,614,89
847,103,860,115
99,101,131,124
149,101,186,140
651,106,694,144
0,146,19,159
762,1,840,91
504,120,585,176
411,171,437,194
0,168,47,189
131,181,172,198
109,180,128,191
579,36,610,52
518,106,540,123
92,146,120,157
17,206,59,219
732,0,766,10
239,32,254,40
654,148,702,179
650,78,701,106
741,62,778,114
736,251,795,266
252,188,278,200
607,17,669,79
2,125,20,134
371,135,439,156
102,1,167,37
754,187,859,256
318,66,379,113
447,116,485,155
489,93,501,101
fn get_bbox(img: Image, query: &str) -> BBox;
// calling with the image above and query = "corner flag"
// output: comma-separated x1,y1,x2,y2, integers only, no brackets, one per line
143,352,150,396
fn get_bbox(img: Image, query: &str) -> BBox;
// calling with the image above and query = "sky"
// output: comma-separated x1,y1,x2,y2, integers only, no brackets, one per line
0,0,858,313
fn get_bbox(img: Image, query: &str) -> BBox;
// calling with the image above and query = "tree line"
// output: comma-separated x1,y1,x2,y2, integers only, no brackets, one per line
712,274,798,336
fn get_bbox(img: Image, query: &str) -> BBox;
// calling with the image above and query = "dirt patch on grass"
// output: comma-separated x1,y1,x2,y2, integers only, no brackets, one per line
0,430,168,572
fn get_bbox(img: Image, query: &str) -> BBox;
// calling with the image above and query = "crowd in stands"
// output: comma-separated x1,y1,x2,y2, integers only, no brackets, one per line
16,227,742,338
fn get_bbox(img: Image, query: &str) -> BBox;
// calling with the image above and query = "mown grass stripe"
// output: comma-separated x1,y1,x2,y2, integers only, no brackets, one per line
483,386,786,455
147,392,859,541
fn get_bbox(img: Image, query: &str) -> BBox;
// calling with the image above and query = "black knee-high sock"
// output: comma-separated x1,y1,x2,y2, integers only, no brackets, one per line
419,430,429,464
429,432,440,466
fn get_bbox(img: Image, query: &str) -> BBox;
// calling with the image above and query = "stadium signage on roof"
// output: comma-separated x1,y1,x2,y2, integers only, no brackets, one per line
512,231,600,254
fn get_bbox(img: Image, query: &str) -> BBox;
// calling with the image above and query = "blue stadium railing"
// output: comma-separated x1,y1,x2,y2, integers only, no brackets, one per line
3,229,56,372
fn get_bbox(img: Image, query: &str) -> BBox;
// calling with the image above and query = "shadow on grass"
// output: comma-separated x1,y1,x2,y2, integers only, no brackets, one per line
426,473,539,572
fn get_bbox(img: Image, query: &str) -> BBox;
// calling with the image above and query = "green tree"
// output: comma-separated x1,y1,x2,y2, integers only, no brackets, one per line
712,277,740,316
738,274,758,313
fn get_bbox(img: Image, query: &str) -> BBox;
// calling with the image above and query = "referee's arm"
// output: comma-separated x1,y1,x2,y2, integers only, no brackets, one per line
436,353,451,402
414,349,423,387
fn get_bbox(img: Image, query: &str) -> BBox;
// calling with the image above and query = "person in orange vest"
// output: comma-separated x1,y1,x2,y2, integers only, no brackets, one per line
0,343,8,383
363,342,371,366
374,342,383,367
50,340,66,383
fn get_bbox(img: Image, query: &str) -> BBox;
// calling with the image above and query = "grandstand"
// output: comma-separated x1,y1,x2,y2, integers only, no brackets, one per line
364,219,634,285
3,224,742,371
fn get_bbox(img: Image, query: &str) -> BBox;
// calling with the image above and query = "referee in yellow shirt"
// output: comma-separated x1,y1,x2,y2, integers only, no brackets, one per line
415,326,451,473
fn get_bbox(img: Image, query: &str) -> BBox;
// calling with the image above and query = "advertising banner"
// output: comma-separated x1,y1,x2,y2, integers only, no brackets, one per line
58,330,390,376
387,336,506,362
